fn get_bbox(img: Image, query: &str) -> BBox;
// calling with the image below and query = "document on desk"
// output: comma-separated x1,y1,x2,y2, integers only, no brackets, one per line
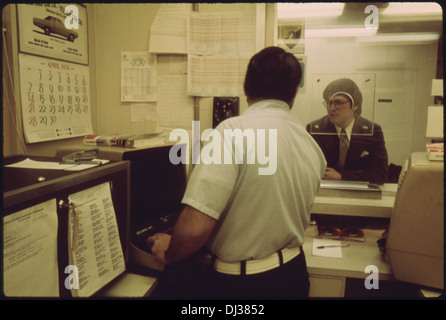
312,239,344,258
5,158,77,170
5,158,106,171
3,199,59,297
68,182,125,297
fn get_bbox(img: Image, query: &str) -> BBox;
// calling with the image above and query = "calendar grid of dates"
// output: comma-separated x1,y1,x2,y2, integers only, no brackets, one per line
19,54,93,143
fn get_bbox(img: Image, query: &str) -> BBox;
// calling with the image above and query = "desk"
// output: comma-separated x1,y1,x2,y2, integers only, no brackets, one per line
100,184,398,298
304,227,393,297
99,231,393,299
307,185,398,297
98,272,158,298
3,157,130,297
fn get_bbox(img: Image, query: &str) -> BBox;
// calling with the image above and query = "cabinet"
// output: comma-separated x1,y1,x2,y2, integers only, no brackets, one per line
3,156,130,297
309,275,345,298
304,228,394,298
56,144,188,272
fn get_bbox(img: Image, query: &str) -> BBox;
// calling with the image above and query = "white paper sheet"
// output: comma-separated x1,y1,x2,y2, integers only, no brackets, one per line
312,238,344,258
131,103,158,122
149,3,192,54
67,182,125,297
187,54,250,97
158,75,194,129
3,199,59,297
121,51,157,102
5,158,77,170
169,55,188,75
5,158,107,171
65,159,103,171
187,11,256,55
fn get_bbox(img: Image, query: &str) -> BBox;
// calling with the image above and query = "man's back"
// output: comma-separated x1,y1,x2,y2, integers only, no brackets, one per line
184,99,326,261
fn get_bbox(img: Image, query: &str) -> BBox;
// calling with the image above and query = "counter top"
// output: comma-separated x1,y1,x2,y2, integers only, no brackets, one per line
304,227,393,280
311,183,397,218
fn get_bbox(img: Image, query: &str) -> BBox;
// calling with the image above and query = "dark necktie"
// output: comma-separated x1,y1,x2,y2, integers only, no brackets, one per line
338,129,349,168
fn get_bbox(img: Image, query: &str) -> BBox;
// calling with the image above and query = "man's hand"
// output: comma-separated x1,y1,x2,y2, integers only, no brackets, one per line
323,167,342,180
146,233,171,265
145,205,216,265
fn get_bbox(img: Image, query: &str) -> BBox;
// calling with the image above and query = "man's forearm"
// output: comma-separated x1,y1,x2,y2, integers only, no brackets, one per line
164,205,216,264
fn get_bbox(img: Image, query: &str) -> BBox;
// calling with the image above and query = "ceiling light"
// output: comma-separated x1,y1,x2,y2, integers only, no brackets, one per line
306,27,377,38
356,33,440,44
382,2,442,15
277,3,345,19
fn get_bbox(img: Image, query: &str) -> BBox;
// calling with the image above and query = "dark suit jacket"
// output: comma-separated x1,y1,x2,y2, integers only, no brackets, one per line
306,116,388,184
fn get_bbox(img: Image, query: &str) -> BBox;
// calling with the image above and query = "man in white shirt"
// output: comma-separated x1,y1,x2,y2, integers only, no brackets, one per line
147,46,326,299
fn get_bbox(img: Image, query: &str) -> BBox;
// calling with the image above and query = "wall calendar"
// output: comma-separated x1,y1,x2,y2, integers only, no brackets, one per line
19,53,93,143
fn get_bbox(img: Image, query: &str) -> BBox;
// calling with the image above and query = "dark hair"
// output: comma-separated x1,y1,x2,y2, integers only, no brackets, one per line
243,46,302,106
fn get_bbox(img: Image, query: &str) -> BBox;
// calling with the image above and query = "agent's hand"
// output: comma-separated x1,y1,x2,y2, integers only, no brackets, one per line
145,233,171,265
323,167,342,180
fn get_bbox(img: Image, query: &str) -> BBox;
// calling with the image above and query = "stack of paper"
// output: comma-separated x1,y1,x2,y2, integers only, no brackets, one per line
426,143,444,161
312,238,347,258
317,180,382,199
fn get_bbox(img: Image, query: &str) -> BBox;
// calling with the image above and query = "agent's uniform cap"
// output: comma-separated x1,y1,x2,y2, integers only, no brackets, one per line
323,78,363,115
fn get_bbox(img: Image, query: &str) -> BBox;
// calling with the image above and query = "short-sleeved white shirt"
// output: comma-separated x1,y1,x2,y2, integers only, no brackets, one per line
182,99,326,262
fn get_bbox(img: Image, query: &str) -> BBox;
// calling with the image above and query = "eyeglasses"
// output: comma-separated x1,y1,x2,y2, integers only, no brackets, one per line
323,99,351,110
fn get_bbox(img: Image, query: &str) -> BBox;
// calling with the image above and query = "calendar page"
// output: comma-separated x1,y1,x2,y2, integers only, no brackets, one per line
19,53,93,143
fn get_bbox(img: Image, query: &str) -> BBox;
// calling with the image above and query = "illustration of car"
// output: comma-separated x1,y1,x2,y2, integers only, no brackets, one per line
33,16,78,42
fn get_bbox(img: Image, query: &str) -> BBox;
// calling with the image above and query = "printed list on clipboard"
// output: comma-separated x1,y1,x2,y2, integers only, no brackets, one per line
67,182,125,297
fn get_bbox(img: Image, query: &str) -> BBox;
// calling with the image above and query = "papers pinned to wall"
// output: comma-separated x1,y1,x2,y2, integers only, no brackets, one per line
131,103,158,123
187,11,256,55
187,54,250,97
186,11,256,97
121,51,157,102
148,6,257,98
158,75,194,129
149,3,192,54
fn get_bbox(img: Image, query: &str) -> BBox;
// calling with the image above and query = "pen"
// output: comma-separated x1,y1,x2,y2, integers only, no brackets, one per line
59,161,102,165
317,244,350,249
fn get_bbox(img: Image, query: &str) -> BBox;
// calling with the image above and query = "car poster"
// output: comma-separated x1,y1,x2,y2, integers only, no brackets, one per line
17,3,88,65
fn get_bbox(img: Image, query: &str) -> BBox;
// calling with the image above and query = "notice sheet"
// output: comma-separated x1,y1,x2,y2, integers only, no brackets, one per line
3,199,59,297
